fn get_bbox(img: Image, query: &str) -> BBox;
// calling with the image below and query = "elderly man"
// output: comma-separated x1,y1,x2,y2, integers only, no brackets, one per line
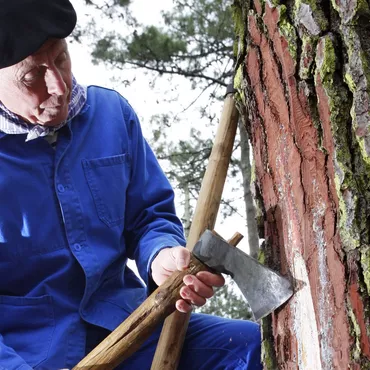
0,1,261,369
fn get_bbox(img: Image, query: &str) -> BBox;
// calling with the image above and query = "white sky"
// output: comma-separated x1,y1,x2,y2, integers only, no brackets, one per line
68,0,251,255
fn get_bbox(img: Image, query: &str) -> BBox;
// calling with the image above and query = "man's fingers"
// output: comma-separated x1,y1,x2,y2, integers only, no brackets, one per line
175,299,193,313
179,286,207,306
183,275,214,298
196,271,225,287
177,271,225,309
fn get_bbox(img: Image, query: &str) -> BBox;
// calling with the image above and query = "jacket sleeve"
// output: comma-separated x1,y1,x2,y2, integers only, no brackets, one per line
121,98,186,287
0,334,33,370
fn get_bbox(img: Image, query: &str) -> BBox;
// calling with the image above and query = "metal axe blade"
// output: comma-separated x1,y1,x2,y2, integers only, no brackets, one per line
193,230,293,321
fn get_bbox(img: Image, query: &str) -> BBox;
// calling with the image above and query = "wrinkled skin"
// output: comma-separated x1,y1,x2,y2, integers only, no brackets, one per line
0,38,72,126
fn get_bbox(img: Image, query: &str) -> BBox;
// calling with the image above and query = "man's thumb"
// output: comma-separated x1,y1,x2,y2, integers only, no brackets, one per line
171,247,190,271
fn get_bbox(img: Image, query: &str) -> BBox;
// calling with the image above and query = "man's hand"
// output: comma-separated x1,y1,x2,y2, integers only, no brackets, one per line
151,247,225,313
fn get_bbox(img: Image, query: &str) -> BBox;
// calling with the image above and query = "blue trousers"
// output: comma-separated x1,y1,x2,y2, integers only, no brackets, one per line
86,314,262,370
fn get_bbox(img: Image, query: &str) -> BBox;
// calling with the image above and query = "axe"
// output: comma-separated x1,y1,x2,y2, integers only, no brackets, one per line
74,230,293,370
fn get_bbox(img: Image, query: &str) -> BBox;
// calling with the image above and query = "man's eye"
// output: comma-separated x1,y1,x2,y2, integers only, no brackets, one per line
23,68,43,82
56,52,68,65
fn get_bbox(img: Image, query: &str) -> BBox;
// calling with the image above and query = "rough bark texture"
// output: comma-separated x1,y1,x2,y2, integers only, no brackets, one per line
233,0,370,369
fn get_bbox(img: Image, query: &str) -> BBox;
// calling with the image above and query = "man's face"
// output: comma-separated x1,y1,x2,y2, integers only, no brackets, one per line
0,39,72,126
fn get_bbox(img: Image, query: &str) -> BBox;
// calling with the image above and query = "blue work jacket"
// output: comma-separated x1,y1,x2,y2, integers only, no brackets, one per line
0,86,185,369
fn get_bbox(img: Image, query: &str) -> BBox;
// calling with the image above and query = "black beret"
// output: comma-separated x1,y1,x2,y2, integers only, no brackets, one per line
0,0,77,68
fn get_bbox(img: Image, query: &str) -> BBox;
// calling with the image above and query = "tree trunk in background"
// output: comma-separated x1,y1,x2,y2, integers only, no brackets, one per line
183,182,191,238
238,120,260,258
233,0,370,369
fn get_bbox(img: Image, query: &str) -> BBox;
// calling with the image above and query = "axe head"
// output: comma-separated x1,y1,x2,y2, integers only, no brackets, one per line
193,230,293,321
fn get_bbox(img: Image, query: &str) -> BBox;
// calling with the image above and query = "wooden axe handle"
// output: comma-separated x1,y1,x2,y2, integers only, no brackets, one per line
151,90,239,370
73,233,242,370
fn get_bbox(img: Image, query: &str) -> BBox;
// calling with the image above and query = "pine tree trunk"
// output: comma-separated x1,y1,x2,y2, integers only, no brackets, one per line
234,0,370,368
238,120,260,258
183,182,191,238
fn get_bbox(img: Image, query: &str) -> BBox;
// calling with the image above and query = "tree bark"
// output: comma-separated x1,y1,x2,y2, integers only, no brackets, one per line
234,0,370,369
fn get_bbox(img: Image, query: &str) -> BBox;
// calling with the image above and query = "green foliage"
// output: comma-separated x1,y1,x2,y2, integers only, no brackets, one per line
151,126,212,226
85,0,235,88
164,128,212,192
91,35,119,64
115,0,130,6
150,118,243,226
82,0,131,9
127,26,187,62
91,28,187,66
161,0,235,49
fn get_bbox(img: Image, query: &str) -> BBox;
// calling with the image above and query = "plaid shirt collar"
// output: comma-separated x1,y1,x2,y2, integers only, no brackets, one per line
0,75,87,141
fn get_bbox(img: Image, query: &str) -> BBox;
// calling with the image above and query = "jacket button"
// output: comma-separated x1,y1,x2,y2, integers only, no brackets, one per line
74,243,82,251
57,184,65,193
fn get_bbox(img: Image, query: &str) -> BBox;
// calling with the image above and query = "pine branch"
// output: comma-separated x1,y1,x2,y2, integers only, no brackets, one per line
115,60,228,86
157,147,211,160
175,81,216,118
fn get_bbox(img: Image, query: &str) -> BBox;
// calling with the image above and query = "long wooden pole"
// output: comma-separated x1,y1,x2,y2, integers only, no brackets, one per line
72,233,242,369
151,90,239,369
73,255,212,370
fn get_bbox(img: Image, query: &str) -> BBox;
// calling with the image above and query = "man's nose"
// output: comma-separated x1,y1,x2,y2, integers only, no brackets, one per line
45,67,67,96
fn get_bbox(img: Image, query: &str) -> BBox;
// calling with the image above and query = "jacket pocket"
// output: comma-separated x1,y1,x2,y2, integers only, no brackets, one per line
0,295,55,368
82,154,131,228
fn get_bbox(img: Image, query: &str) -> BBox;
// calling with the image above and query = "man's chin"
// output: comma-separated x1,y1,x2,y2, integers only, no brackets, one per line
40,118,66,127
35,110,69,127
